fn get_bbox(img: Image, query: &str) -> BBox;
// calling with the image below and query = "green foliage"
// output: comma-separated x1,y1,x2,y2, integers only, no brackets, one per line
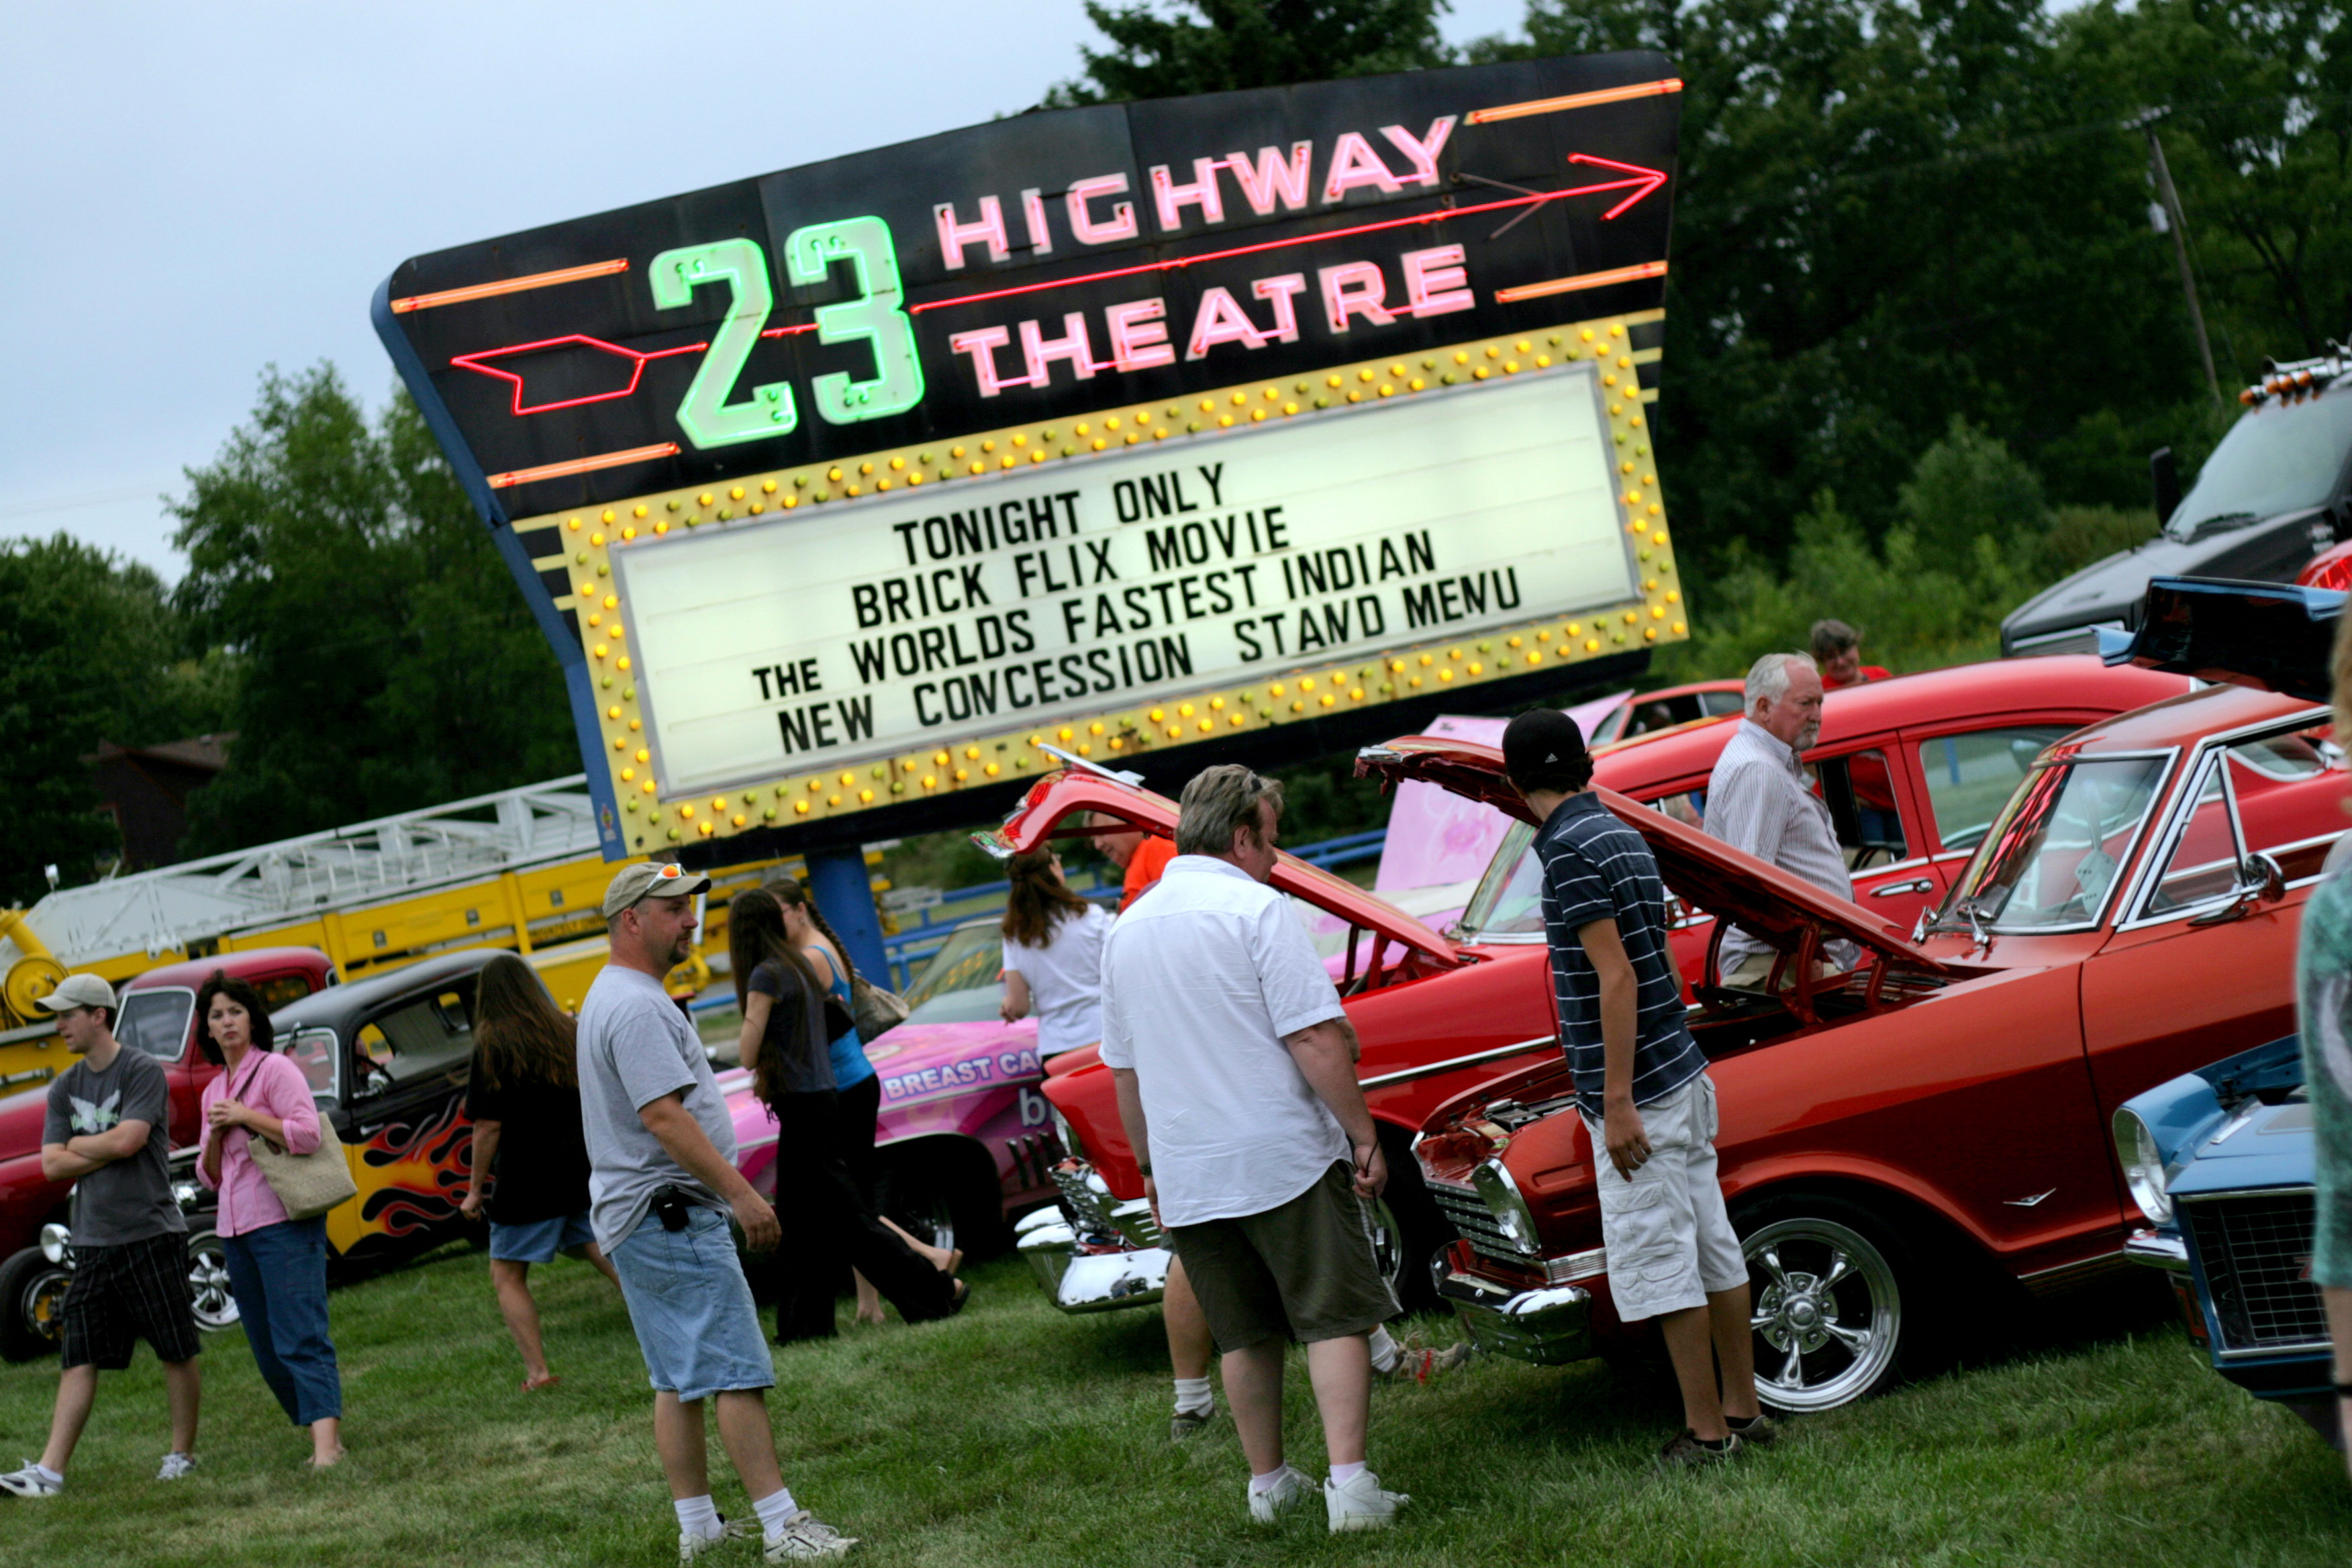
1042,0,1455,105
0,536,233,903
170,366,577,856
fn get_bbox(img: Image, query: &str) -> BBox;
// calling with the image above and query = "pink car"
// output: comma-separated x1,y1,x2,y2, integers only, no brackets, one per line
724,918,1064,1255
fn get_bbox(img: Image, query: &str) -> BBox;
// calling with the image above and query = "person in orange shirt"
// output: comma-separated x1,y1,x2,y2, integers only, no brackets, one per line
1810,619,1891,690
1091,813,1178,912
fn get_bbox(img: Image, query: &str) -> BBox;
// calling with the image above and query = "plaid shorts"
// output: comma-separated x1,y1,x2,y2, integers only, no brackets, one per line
61,1231,202,1371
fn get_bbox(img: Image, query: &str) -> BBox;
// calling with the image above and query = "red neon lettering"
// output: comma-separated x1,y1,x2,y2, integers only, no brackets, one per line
1067,173,1139,246
1401,245,1473,318
950,326,1021,397
1019,188,1053,256
1322,132,1402,202
1106,299,1175,371
935,197,1010,270
1152,158,1227,231
1185,287,1267,359
1379,117,1457,188
1253,275,1308,342
1226,143,1313,215
1318,262,1395,332
1021,313,1099,386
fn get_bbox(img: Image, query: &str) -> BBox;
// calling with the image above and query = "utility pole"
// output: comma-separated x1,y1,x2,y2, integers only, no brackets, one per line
2137,108,2223,407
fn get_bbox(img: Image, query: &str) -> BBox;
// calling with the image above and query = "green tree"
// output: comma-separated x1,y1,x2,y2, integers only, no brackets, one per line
1043,0,1455,105
0,536,232,903
170,366,578,855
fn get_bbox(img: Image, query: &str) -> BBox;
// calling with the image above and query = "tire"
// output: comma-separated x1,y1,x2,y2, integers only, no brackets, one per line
1373,1131,1449,1311
0,1246,72,1363
1734,1193,1916,1416
878,1142,1011,1261
185,1231,241,1333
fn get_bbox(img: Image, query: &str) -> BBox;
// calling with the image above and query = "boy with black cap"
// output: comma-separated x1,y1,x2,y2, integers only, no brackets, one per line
1500,707,1767,1465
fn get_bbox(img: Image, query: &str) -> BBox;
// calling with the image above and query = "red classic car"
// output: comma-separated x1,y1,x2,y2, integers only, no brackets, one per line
1412,677,2343,1412
1014,656,2191,1312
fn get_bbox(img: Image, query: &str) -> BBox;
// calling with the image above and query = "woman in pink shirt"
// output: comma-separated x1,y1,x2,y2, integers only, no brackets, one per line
193,972,344,1467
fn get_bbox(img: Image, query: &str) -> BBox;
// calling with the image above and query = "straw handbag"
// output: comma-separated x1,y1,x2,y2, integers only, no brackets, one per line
230,1055,358,1221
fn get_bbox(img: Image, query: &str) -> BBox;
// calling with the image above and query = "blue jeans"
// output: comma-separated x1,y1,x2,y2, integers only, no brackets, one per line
222,1217,342,1426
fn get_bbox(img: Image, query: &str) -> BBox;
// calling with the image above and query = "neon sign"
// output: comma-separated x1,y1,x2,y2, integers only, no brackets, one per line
375,51,1687,857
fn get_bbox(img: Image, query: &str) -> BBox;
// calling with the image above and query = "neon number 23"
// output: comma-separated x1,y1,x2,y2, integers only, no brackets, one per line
785,217,925,424
648,239,797,448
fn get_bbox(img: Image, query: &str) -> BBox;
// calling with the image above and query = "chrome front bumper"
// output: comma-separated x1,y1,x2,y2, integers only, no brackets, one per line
1016,1160,1172,1314
2123,1228,2190,1273
1433,1251,1595,1366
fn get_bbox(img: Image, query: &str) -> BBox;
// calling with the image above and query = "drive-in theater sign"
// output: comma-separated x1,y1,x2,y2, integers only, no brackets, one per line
376,52,1685,862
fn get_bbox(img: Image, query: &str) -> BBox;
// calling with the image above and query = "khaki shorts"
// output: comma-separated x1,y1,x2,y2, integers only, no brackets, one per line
1167,1161,1401,1353
1581,1075,1747,1322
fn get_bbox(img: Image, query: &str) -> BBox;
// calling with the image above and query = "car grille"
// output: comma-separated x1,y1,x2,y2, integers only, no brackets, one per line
1428,1179,1525,1267
2186,1190,2329,1353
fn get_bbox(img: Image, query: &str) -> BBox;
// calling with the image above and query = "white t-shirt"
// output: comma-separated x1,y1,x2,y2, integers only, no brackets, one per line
1003,902,1108,1059
1099,855,1350,1227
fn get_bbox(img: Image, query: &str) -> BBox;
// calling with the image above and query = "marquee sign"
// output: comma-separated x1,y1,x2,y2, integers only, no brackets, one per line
375,52,1686,859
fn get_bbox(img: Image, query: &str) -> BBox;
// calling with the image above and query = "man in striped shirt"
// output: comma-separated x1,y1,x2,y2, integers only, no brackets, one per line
1704,652,1854,985
1502,708,1765,1464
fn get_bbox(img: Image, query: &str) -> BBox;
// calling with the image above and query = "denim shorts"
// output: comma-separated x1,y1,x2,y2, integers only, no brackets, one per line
489,1211,597,1263
608,1206,773,1401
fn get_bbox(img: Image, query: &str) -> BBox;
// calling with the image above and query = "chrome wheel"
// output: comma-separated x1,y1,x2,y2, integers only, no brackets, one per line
1366,1196,1404,1294
1743,1216,1900,1414
187,1234,240,1332
26,1268,69,1344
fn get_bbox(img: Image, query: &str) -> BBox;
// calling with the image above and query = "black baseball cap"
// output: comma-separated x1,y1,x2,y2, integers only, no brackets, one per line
1502,708,1591,791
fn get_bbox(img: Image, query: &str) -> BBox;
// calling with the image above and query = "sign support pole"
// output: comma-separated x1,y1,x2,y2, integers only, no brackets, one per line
805,845,891,1001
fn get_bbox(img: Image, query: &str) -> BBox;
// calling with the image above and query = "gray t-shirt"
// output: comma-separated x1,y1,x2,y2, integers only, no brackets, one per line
576,964,737,1250
43,1046,185,1247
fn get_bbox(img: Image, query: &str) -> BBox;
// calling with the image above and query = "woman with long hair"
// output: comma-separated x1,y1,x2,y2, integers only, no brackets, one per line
193,971,344,1467
730,889,965,1342
459,954,620,1390
999,847,1109,1061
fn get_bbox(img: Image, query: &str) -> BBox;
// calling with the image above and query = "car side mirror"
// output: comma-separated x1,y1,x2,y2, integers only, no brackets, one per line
2188,852,2287,926
360,1065,394,1097
2150,446,2180,532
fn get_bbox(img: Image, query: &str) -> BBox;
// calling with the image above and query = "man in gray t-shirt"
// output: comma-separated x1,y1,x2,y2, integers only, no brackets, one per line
0,975,201,1500
577,861,856,1561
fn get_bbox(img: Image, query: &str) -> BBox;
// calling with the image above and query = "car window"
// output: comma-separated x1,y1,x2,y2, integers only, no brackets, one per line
1945,754,2170,930
1459,820,1544,940
898,925,1007,1026
356,985,477,1091
1814,750,1908,867
1914,727,2075,854
255,974,315,1013
113,987,194,1063
287,1027,340,1101
2145,764,2243,918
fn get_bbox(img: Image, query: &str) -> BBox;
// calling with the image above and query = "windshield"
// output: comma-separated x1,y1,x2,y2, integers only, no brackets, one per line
115,987,195,1062
2167,388,2352,539
1941,755,2172,930
897,924,1008,1026
1459,820,1544,941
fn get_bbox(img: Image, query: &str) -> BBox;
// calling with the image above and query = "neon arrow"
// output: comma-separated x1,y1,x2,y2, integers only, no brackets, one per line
1563,153,1668,219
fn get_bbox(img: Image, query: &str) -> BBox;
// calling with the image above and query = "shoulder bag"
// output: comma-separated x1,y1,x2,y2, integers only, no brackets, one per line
234,1055,358,1222
849,969,910,1041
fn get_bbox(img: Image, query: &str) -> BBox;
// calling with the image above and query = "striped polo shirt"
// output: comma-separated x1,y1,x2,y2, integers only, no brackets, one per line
1534,792,1708,1116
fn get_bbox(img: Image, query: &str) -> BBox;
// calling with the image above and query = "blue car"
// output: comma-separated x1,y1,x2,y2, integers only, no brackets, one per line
2118,1034,2340,1448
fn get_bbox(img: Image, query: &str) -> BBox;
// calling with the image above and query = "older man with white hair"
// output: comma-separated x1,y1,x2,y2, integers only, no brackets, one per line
1702,651,1854,987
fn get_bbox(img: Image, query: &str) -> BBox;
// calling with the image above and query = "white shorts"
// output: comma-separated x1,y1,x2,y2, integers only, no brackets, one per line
1581,1073,1747,1322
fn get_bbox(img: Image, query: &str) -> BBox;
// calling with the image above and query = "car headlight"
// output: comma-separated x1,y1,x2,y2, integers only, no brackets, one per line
1048,1099,1083,1161
2112,1107,2172,1226
1471,1159,1542,1257
39,1223,71,1265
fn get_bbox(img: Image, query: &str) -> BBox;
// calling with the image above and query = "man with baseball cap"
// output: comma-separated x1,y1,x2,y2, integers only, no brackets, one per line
1,975,202,1498
1500,709,1765,1466
576,861,856,1561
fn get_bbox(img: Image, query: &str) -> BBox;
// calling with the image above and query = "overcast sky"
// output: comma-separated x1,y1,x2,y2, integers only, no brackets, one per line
1,1,1529,581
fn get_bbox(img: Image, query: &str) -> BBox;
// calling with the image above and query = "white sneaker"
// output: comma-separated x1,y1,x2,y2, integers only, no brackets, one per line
156,1452,197,1481
0,1461,61,1498
763,1510,856,1561
1325,1468,1409,1532
1246,1466,1316,1524
679,1515,756,1562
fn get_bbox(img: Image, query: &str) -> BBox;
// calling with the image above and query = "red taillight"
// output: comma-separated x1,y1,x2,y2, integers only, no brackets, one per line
2298,544,2352,591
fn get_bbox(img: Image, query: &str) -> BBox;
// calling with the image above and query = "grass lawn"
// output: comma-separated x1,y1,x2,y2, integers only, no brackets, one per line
3,1244,2349,1567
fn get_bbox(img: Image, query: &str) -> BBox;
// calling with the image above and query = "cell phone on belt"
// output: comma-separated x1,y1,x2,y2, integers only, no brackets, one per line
652,1187,691,1232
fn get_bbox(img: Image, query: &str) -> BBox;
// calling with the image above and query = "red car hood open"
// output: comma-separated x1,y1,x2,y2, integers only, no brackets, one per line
1355,736,1973,975
977,768,1461,969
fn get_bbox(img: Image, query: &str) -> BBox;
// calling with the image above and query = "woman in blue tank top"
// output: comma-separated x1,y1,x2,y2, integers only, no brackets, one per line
771,880,958,1324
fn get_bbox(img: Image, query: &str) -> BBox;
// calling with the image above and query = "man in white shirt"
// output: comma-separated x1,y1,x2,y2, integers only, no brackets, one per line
1100,765,1408,1533
1704,651,1855,985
